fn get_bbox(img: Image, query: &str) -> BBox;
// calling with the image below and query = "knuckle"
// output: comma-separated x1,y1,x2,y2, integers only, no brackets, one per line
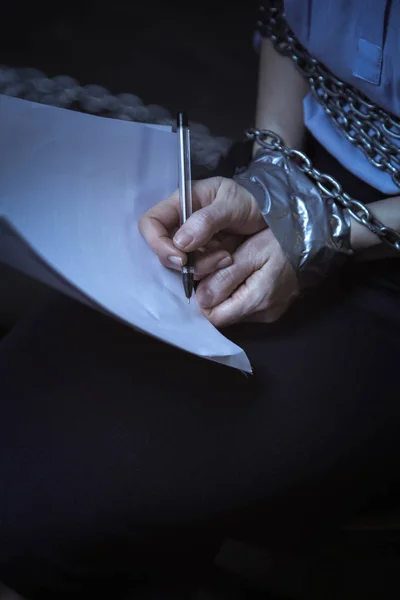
220,178,259,224
195,208,216,233
220,180,241,216
212,266,236,289
221,177,240,202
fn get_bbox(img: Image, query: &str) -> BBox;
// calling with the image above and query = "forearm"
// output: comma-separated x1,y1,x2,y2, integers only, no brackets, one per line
350,196,400,256
255,40,400,261
255,38,309,149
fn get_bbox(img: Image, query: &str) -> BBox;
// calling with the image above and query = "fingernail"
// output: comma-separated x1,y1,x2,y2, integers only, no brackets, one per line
197,289,214,308
173,231,194,249
168,255,183,266
216,255,232,269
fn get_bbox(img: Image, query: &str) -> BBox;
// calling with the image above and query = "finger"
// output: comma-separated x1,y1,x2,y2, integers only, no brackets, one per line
196,231,268,308
194,250,232,279
139,192,187,268
140,215,187,269
173,178,261,252
139,181,224,265
139,190,181,238
202,233,243,255
194,234,243,281
202,269,266,328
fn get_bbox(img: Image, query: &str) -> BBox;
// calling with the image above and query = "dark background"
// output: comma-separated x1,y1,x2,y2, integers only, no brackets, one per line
2,4,400,598
0,0,260,332
1,1,259,139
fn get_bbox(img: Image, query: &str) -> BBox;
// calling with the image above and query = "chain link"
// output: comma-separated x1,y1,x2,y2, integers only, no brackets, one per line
258,2,400,186
247,128,400,252
257,1,400,251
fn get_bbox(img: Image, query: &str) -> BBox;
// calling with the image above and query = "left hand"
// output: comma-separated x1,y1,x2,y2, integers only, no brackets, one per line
196,228,300,327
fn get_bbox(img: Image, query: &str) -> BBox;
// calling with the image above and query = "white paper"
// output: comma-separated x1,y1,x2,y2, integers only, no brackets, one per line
0,96,251,372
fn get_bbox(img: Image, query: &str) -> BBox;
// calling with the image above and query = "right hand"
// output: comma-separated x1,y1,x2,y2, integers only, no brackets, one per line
139,176,266,279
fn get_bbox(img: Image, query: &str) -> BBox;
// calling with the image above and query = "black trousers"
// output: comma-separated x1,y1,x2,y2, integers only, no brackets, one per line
1,140,400,598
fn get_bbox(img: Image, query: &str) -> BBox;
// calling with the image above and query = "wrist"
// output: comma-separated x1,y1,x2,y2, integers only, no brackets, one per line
251,125,306,159
349,216,380,251
234,149,352,289
253,122,306,155
349,197,400,252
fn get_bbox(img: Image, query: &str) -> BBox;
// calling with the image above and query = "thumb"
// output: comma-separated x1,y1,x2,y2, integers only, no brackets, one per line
173,178,251,251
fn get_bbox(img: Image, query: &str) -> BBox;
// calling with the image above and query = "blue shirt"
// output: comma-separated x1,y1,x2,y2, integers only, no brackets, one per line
283,0,400,194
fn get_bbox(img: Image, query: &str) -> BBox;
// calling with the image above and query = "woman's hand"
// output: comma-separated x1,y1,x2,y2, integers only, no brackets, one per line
139,176,266,279
139,176,299,326
197,228,300,327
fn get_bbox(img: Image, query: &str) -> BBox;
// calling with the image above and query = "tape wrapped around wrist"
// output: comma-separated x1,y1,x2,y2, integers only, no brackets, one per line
233,150,353,289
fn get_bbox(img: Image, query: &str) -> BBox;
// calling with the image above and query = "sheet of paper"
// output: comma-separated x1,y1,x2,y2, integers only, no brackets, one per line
0,95,251,372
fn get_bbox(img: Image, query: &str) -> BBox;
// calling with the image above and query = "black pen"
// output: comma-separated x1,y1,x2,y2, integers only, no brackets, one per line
177,111,194,302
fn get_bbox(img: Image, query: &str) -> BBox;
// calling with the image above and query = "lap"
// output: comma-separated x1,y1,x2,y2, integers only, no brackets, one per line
1,258,400,595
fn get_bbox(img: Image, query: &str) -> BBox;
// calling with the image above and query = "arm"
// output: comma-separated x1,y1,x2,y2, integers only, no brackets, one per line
256,40,400,257
255,38,309,149
350,196,400,254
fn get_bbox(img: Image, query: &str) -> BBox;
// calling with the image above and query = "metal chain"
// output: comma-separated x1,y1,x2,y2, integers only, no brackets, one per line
0,66,231,170
256,1,400,250
247,128,400,252
258,2,400,188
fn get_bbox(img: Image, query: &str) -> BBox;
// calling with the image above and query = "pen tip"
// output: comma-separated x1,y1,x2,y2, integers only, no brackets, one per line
187,298,190,304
